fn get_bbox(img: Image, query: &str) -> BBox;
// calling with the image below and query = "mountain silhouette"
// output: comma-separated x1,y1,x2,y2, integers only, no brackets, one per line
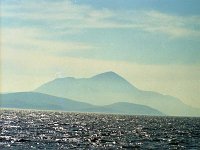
0,92,163,116
0,92,93,111
36,71,139,104
36,71,200,116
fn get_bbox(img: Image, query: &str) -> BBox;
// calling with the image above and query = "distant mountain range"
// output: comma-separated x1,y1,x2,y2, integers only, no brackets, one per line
1,71,200,116
0,92,163,116
35,71,200,116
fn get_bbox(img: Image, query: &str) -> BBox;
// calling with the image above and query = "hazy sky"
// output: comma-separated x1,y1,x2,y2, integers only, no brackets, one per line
1,0,200,108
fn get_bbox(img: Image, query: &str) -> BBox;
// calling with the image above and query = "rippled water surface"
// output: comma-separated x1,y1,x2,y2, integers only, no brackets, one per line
0,109,200,149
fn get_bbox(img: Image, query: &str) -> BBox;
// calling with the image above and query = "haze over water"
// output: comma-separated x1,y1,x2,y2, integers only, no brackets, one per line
1,0,200,149
1,0,200,108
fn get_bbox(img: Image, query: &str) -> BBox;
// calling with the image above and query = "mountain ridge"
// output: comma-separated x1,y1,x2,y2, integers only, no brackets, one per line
35,71,200,116
0,92,163,116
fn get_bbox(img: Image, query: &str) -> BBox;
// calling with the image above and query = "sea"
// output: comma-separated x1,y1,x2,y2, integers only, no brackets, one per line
0,109,200,149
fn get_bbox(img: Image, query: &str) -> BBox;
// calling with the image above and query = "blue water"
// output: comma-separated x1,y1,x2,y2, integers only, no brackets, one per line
0,109,200,149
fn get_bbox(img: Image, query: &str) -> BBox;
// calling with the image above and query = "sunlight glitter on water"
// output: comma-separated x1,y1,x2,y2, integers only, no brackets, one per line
0,110,200,149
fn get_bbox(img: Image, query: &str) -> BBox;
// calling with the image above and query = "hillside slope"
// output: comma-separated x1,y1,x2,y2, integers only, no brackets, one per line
36,71,200,116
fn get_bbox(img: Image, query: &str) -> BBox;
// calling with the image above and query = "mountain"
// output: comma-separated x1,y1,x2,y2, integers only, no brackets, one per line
0,92,93,111
82,102,164,116
35,71,139,105
0,92,163,116
36,71,200,116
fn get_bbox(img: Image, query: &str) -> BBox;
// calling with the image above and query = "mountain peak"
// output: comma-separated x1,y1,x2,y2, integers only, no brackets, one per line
91,71,124,80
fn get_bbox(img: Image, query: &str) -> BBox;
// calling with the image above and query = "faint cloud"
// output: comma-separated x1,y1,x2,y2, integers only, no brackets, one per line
1,27,94,55
142,11,200,37
2,1,200,38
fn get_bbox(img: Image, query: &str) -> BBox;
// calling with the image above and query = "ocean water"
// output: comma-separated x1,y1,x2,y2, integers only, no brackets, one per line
0,110,200,149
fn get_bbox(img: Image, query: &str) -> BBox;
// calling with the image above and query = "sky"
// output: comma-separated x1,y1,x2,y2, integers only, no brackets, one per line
1,0,200,108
